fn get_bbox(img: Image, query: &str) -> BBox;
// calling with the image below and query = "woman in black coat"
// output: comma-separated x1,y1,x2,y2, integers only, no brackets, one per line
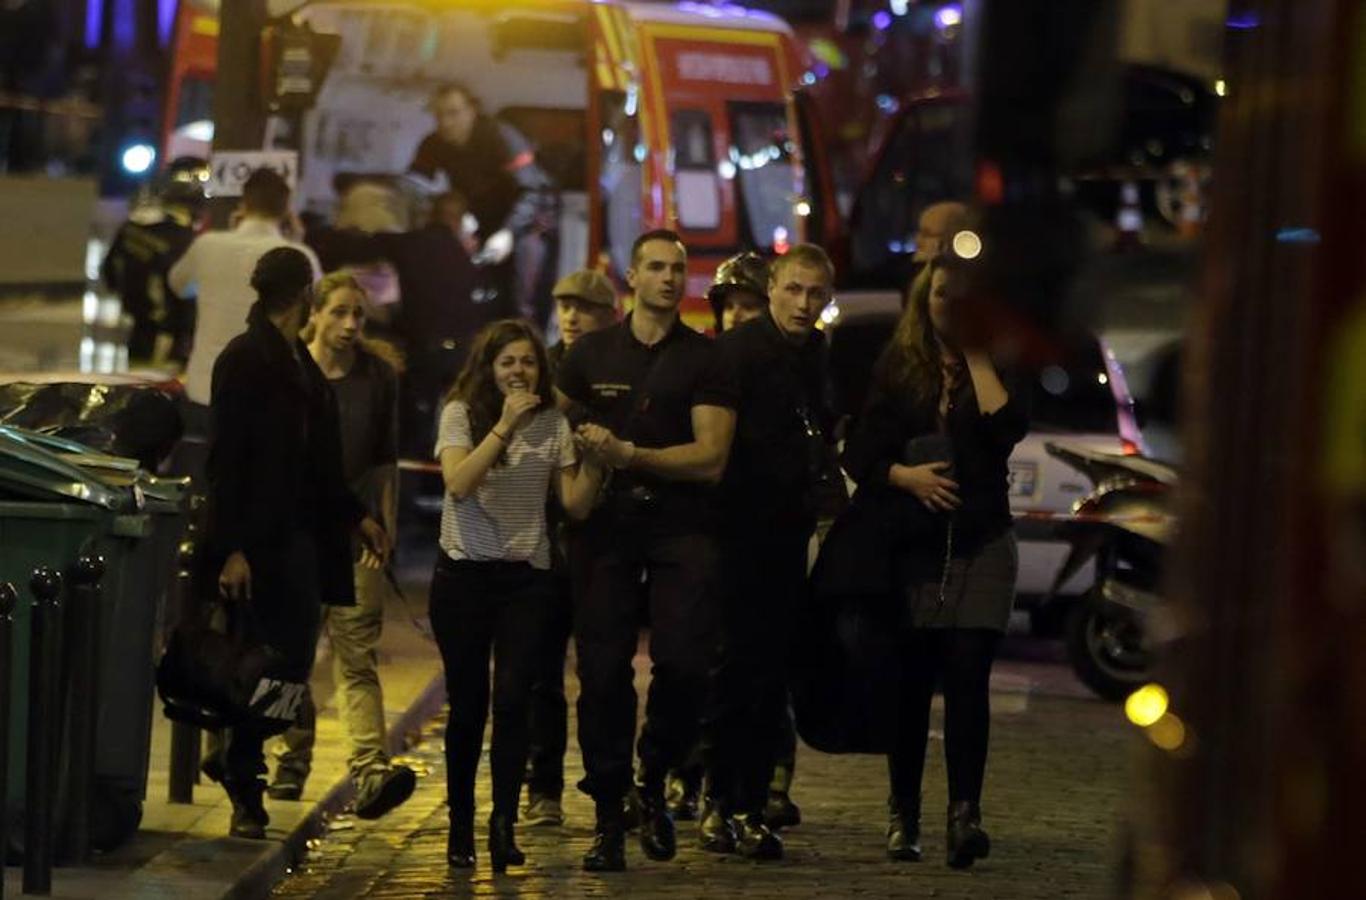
842,255,1029,869
201,247,390,838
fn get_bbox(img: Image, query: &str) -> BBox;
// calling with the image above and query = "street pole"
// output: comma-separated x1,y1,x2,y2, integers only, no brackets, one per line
207,0,270,227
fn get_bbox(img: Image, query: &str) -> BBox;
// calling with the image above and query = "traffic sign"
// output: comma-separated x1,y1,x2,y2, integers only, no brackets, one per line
206,150,298,197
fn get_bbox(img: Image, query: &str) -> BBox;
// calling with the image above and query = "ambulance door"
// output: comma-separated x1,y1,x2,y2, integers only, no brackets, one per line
638,25,805,323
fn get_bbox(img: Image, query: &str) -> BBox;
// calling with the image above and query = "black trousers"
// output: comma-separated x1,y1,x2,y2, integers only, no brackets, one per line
887,628,1002,811
707,527,809,817
223,531,323,786
429,557,551,819
526,569,572,799
572,526,720,805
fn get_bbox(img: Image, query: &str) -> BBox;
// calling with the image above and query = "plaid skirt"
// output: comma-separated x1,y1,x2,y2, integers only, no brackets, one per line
900,528,1018,632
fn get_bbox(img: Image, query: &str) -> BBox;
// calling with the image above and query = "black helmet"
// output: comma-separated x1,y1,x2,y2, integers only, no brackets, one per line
708,252,769,328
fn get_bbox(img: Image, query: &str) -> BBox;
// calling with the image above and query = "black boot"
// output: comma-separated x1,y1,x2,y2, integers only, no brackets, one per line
887,796,922,862
735,814,784,861
583,804,627,872
764,764,802,829
946,801,990,869
225,778,269,840
488,812,526,872
637,783,677,861
447,811,475,868
698,799,738,854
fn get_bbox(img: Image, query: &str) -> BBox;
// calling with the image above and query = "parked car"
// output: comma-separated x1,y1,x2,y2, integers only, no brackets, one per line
821,291,1146,631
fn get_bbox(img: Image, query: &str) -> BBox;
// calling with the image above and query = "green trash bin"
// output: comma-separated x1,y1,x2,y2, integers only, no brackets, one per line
0,425,186,853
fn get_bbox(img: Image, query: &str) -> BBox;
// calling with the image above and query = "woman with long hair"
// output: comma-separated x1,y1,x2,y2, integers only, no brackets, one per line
843,254,1029,869
431,319,602,872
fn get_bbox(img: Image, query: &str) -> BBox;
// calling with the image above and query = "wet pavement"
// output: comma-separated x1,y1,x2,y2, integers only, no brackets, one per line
272,649,1136,899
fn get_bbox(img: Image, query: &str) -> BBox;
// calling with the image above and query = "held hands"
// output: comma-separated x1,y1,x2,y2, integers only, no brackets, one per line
575,423,635,469
218,551,252,602
356,517,391,571
892,462,962,512
497,391,541,438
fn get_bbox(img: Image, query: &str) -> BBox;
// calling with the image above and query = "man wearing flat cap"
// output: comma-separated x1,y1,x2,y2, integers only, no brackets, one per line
523,268,620,827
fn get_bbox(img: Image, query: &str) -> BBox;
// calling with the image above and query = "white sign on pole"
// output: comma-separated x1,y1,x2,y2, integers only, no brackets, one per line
206,150,299,197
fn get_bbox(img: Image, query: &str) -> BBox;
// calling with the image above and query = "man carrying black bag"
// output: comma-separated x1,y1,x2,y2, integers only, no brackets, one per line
202,247,390,839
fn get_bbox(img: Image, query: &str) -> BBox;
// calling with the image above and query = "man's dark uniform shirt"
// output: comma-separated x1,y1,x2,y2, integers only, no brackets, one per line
715,311,834,532
555,314,737,533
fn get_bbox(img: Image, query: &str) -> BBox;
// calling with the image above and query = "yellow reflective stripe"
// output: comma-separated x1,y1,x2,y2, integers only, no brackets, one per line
596,60,618,90
596,5,624,68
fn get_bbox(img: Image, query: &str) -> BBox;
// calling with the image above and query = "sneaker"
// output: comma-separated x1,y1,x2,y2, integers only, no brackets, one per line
266,769,306,801
523,793,565,827
354,765,417,820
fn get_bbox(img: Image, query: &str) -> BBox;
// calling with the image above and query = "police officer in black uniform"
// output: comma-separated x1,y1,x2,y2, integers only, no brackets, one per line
555,229,737,872
703,243,838,860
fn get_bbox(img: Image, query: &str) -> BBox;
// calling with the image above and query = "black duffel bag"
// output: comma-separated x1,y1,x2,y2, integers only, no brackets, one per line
790,501,902,755
156,600,308,734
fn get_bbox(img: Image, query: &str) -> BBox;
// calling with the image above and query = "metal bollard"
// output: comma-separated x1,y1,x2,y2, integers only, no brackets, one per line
0,581,18,900
23,568,63,896
59,556,105,865
167,535,199,805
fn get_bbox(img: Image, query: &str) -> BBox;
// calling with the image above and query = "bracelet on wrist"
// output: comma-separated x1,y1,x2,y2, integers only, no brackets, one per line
491,429,509,443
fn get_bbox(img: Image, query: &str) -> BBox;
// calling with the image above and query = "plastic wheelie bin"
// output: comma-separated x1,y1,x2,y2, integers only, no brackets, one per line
0,424,186,854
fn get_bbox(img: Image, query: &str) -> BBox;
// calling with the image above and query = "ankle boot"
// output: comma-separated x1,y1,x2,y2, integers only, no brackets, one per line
583,804,627,872
946,801,990,869
636,783,677,861
698,799,738,854
447,812,475,868
735,814,784,861
765,765,802,829
225,779,269,840
887,796,921,862
488,812,525,872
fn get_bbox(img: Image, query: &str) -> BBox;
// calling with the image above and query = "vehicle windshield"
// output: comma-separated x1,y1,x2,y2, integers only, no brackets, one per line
729,101,800,252
849,101,974,286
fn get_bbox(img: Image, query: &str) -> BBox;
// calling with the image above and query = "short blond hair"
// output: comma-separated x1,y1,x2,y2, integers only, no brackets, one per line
770,243,834,285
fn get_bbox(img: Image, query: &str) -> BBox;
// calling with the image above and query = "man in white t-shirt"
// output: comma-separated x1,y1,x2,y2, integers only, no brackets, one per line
169,168,321,407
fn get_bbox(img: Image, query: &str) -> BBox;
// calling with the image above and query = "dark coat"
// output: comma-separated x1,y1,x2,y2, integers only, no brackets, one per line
816,362,1030,596
200,307,365,607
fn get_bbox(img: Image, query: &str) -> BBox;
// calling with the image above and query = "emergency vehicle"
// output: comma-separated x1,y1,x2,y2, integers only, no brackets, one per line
162,0,840,331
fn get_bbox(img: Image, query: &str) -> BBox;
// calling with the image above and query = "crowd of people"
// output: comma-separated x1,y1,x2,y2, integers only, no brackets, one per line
116,151,1026,874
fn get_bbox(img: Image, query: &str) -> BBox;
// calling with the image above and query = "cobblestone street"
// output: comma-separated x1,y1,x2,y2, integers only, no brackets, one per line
273,652,1136,899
